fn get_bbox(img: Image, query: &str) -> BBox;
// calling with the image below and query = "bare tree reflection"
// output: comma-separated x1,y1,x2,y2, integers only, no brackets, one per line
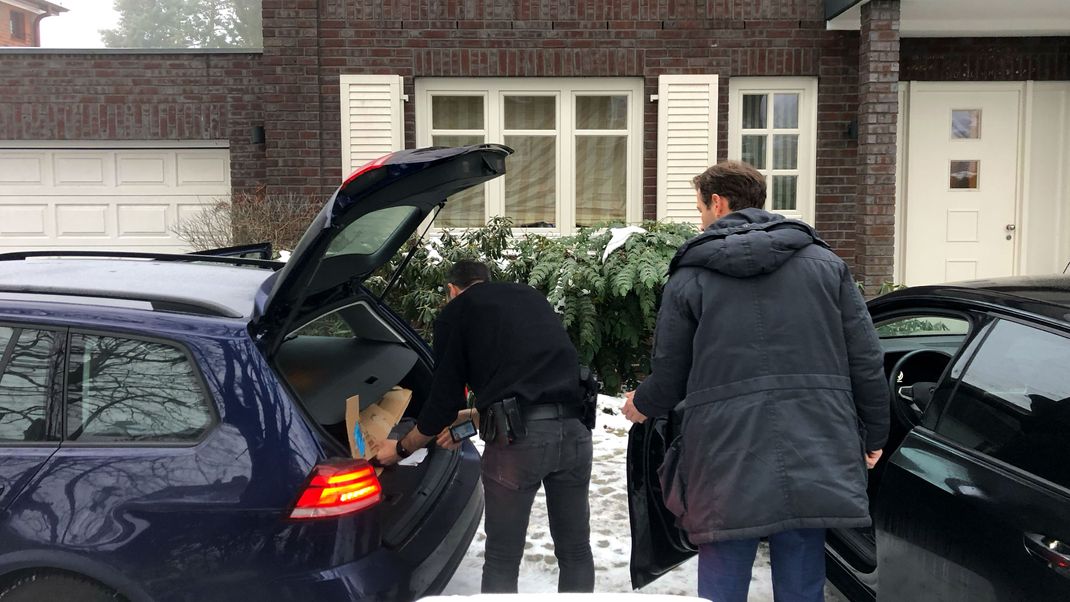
0,327,54,442
66,335,209,442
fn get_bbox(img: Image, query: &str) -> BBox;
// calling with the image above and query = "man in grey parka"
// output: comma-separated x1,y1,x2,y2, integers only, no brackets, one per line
622,160,888,602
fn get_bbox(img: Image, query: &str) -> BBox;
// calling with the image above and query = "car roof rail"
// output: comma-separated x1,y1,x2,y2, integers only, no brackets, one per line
0,250,282,270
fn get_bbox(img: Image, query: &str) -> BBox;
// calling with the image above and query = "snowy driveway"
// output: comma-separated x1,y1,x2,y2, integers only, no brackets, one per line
441,397,848,601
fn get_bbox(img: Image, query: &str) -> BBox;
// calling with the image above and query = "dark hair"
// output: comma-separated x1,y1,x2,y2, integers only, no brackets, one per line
692,160,767,211
446,260,491,288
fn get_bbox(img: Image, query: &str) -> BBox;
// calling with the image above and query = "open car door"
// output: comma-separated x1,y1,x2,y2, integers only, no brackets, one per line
250,144,513,355
627,416,697,589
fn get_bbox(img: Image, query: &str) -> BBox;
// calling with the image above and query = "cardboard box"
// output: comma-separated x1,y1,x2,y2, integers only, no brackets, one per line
346,387,413,474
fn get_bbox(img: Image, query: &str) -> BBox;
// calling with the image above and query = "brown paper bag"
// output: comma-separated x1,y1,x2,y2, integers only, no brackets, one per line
345,388,413,475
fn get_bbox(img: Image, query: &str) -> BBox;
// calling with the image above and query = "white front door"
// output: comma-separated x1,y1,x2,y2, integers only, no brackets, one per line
904,83,1022,285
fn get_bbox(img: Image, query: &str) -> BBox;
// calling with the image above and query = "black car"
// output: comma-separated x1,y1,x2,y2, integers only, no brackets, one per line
629,275,1070,601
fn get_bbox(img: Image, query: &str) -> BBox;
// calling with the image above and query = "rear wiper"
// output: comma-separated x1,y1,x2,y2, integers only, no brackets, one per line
378,203,443,304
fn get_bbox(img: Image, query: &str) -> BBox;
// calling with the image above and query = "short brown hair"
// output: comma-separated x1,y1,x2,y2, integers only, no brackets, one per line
692,160,767,211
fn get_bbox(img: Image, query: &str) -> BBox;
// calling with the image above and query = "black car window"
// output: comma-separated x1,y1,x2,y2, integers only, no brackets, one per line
936,319,1070,488
876,315,970,338
66,334,212,443
0,327,56,443
292,311,354,338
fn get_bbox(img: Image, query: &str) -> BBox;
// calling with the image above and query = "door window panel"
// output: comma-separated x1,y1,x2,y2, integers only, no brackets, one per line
951,109,981,139
0,327,56,443
66,334,212,443
950,160,980,190
937,320,1070,488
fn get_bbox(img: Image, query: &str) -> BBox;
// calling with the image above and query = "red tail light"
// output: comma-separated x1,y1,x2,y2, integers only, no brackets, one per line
290,460,382,519
342,153,392,186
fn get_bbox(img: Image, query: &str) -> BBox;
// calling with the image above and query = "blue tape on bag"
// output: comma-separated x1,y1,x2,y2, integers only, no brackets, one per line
353,424,366,456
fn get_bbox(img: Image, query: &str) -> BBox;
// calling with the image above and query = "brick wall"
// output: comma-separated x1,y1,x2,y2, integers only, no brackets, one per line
260,0,865,258
855,0,899,291
0,51,265,191
902,37,1070,81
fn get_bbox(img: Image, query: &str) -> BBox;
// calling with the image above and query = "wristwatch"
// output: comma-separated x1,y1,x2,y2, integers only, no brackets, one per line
396,438,413,459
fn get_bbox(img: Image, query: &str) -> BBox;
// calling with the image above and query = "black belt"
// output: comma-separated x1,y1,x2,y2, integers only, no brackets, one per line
522,402,584,422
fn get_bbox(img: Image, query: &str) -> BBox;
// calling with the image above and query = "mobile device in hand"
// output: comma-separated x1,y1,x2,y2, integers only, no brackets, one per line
449,419,477,442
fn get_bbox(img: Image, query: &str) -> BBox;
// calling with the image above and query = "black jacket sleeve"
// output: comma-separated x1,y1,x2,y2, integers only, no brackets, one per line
839,265,890,451
633,272,698,418
415,308,468,437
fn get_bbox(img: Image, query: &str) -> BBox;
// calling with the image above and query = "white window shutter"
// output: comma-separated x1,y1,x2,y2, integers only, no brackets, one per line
657,74,719,223
340,74,405,180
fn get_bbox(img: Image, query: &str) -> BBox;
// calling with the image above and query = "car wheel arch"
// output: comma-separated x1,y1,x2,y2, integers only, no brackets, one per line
0,552,151,602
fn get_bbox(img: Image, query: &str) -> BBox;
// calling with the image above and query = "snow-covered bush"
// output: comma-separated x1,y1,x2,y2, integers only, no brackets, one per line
367,218,697,395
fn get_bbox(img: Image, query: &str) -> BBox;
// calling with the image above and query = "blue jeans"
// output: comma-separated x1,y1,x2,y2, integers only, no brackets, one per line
698,528,826,602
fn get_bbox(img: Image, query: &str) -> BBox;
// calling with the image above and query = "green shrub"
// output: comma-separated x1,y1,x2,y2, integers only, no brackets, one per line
366,218,697,395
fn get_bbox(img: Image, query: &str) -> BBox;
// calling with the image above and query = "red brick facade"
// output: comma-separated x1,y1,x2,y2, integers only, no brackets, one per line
0,51,266,191
257,0,865,258
1,1,1069,275
855,0,899,290
902,37,1070,82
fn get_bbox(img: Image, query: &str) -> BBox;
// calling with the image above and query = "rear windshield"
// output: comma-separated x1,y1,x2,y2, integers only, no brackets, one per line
327,205,420,258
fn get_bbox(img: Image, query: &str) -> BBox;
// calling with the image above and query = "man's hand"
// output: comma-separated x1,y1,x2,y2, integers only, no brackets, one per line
375,439,401,466
865,449,883,469
622,391,648,424
436,428,462,450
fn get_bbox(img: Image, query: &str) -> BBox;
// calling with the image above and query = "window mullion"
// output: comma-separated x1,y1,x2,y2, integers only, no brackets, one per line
488,88,504,222
561,90,573,234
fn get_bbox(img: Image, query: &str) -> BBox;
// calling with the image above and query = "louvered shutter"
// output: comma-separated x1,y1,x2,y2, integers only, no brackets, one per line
656,75,719,223
339,75,405,179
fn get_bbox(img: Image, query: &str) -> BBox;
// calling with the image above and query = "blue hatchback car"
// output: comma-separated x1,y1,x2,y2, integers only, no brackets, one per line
0,145,512,601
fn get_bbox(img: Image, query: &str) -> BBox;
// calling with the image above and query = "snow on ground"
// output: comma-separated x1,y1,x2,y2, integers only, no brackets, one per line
441,396,847,600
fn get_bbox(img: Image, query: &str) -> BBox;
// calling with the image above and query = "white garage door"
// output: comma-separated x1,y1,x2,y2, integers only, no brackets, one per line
0,143,229,253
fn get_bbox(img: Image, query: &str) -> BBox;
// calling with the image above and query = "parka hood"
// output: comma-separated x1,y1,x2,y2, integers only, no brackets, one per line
669,208,829,278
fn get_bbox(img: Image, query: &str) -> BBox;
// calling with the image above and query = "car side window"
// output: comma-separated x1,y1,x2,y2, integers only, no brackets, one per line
292,311,354,338
936,320,1070,488
0,326,57,443
876,315,970,338
65,333,213,443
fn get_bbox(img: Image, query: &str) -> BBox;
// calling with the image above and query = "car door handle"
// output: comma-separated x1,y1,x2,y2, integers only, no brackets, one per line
1023,533,1070,577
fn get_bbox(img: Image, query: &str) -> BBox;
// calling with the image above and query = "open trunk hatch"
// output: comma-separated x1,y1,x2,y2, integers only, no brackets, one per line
251,144,512,355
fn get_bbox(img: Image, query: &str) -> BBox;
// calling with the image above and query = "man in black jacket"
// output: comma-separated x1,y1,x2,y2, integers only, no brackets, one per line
622,161,888,602
375,260,594,594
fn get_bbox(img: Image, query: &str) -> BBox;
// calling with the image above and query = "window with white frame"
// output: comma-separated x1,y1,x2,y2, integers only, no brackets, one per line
416,78,643,233
728,77,817,222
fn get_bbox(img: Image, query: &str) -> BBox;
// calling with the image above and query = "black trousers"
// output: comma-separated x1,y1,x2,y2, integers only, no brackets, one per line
479,417,594,593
